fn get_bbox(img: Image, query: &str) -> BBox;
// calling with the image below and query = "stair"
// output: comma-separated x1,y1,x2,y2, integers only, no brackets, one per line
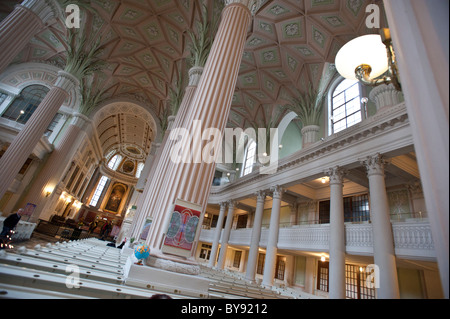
199,266,294,299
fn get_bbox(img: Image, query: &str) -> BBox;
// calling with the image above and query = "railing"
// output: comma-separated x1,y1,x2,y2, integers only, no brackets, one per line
199,220,435,259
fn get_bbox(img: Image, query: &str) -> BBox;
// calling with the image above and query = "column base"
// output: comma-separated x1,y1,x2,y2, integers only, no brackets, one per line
123,255,210,298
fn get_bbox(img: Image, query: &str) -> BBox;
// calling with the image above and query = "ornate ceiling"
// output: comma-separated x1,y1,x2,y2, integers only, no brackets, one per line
0,0,387,157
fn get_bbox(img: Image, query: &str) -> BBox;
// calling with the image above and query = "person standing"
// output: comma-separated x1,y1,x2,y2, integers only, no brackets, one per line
0,208,24,248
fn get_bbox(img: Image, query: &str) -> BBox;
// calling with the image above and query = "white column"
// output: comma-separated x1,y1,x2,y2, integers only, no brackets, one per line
383,0,448,298
362,153,400,299
262,185,283,287
209,201,227,268
245,190,265,281
217,200,236,269
326,166,346,299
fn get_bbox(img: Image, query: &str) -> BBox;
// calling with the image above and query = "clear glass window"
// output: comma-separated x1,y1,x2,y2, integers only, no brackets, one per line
331,79,362,134
107,154,122,170
242,140,256,176
89,175,109,207
1,85,49,124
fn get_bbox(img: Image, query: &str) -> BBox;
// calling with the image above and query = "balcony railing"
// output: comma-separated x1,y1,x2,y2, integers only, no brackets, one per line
199,219,435,259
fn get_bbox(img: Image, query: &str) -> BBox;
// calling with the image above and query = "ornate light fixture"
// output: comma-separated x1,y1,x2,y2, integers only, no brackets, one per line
335,29,401,91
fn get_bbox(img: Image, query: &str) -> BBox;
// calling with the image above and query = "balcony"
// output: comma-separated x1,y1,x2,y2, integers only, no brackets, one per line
199,219,435,260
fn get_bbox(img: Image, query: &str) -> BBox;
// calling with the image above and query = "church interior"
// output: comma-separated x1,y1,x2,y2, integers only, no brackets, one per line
0,0,448,300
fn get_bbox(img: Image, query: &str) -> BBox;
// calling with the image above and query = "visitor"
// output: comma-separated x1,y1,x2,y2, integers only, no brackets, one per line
100,221,112,240
0,208,24,248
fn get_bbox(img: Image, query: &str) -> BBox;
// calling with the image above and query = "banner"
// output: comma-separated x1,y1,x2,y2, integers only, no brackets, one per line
23,203,36,216
162,199,201,257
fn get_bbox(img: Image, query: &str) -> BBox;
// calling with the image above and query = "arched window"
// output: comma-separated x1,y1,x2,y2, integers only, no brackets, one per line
135,162,145,178
1,85,49,124
330,79,362,134
242,140,256,176
107,154,122,170
89,175,109,207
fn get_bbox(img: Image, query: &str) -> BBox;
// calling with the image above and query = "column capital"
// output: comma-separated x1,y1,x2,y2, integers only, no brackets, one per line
225,0,263,16
255,190,266,202
188,66,204,86
325,166,346,185
19,0,60,25
226,199,236,208
70,112,91,129
361,153,388,177
270,185,284,198
219,201,228,209
54,70,79,94
369,83,404,112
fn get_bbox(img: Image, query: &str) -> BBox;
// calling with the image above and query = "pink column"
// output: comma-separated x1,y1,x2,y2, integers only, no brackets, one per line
129,66,203,242
0,71,78,200
24,114,88,223
145,0,257,254
0,0,59,73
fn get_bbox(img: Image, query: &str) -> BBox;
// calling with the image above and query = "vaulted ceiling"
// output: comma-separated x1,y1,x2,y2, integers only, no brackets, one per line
0,0,388,157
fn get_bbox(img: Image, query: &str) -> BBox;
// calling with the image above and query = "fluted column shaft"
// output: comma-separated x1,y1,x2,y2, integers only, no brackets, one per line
245,191,265,281
0,0,58,73
217,200,236,269
262,186,283,287
145,2,254,253
0,71,78,200
131,68,201,244
362,154,400,299
208,201,227,267
327,166,346,299
26,114,88,222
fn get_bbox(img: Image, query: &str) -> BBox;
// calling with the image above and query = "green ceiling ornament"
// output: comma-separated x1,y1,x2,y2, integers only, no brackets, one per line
285,84,326,127
79,76,108,117
187,2,222,68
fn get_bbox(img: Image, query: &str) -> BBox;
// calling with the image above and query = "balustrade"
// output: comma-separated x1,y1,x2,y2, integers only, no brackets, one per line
199,221,435,259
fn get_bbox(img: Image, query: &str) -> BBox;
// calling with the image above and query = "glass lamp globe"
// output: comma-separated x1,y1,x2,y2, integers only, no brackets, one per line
335,34,389,81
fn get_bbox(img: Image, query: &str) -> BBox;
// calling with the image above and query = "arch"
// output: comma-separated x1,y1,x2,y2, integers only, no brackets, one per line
0,62,80,110
92,101,159,164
